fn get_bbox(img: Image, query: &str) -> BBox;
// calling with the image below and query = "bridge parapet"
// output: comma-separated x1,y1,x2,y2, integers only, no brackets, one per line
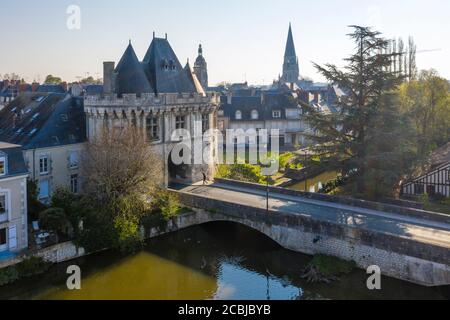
214,178,450,224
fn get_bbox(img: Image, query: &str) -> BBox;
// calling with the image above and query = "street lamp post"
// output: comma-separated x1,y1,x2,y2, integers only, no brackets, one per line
304,150,308,192
266,177,269,212
262,159,276,214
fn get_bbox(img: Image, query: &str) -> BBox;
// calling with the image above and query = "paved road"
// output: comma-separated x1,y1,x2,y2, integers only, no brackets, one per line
176,183,450,249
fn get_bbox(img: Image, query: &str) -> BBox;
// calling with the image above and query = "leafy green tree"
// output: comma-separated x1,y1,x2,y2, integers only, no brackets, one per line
398,70,450,158
80,76,102,84
44,74,62,84
303,26,413,198
27,179,47,221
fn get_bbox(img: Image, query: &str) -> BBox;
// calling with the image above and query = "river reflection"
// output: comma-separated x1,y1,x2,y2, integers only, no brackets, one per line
0,222,448,300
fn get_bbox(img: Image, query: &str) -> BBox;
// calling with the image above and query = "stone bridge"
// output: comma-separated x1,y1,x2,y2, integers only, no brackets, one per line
167,179,450,287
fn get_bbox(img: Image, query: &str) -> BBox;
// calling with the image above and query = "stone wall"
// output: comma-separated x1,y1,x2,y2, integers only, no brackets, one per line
172,190,450,287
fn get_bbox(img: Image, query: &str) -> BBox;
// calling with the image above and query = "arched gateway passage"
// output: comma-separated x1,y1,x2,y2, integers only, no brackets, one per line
168,149,189,185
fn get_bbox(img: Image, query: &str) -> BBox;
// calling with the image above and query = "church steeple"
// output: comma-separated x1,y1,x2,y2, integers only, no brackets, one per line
194,43,208,90
282,23,299,83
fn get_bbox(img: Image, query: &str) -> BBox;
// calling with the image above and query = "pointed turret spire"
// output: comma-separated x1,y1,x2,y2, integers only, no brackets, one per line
282,23,300,83
115,42,153,95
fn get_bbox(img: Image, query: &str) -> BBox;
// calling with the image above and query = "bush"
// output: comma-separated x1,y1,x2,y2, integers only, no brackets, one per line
308,255,356,277
0,267,19,286
39,208,71,241
0,257,52,287
113,215,143,253
15,257,51,278
152,189,180,221
216,164,265,184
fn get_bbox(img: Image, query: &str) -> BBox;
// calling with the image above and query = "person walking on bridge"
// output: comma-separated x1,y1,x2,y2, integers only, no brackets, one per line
202,171,207,185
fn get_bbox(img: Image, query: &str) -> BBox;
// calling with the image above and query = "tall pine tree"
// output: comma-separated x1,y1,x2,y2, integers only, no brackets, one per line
303,26,414,199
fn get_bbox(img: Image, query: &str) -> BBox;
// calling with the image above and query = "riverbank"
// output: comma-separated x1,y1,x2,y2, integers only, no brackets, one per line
0,222,448,300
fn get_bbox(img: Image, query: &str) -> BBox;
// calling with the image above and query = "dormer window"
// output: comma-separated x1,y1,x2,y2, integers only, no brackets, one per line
272,110,282,118
0,155,6,176
235,110,242,120
251,110,259,120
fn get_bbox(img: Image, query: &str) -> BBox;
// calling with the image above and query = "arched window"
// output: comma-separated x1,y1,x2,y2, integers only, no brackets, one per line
251,109,259,120
235,110,242,120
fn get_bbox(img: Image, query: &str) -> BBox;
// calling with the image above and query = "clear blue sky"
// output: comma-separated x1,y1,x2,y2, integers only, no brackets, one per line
1,0,449,85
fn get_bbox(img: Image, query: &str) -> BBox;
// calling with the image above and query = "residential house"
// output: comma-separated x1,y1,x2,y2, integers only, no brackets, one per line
0,142,29,254
0,92,86,202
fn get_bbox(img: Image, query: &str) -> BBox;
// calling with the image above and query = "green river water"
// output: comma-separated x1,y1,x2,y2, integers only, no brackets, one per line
0,222,448,300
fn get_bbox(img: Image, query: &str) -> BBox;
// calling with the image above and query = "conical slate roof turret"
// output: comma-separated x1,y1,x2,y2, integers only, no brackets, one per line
115,42,153,95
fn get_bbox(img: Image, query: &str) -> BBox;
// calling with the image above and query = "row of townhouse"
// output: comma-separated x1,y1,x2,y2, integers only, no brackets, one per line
0,90,86,254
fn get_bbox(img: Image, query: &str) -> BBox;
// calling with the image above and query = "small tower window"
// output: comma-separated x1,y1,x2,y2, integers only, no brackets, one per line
176,116,186,129
146,116,159,141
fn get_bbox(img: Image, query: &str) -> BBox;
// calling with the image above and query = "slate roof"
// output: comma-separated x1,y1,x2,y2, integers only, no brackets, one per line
0,142,28,178
0,93,86,150
284,23,297,59
115,43,153,95
221,93,300,121
184,61,206,96
142,37,199,94
37,84,66,93
84,84,104,96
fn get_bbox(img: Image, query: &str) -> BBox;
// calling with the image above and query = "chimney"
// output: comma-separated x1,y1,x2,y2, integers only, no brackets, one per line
103,61,115,94
314,92,320,103
32,82,39,92
227,92,232,105
61,82,68,92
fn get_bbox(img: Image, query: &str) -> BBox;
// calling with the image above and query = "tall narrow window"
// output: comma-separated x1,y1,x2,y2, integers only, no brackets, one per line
146,116,159,141
0,195,6,214
39,180,50,200
69,151,78,169
70,174,79,194
176,116,186,129
0,228,6,249
0,156,5,176
202,114,209,133
39,156,49,175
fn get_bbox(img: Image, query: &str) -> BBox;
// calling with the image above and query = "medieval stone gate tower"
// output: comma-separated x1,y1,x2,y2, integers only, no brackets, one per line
84,35,219,187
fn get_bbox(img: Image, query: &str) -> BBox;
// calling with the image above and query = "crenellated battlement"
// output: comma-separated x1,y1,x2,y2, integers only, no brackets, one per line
84,92,220,108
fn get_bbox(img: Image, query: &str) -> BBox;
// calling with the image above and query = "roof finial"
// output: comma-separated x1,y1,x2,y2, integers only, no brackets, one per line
165,33,168,40
153,31,155,39
129,39,131,45
198,43,203,56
